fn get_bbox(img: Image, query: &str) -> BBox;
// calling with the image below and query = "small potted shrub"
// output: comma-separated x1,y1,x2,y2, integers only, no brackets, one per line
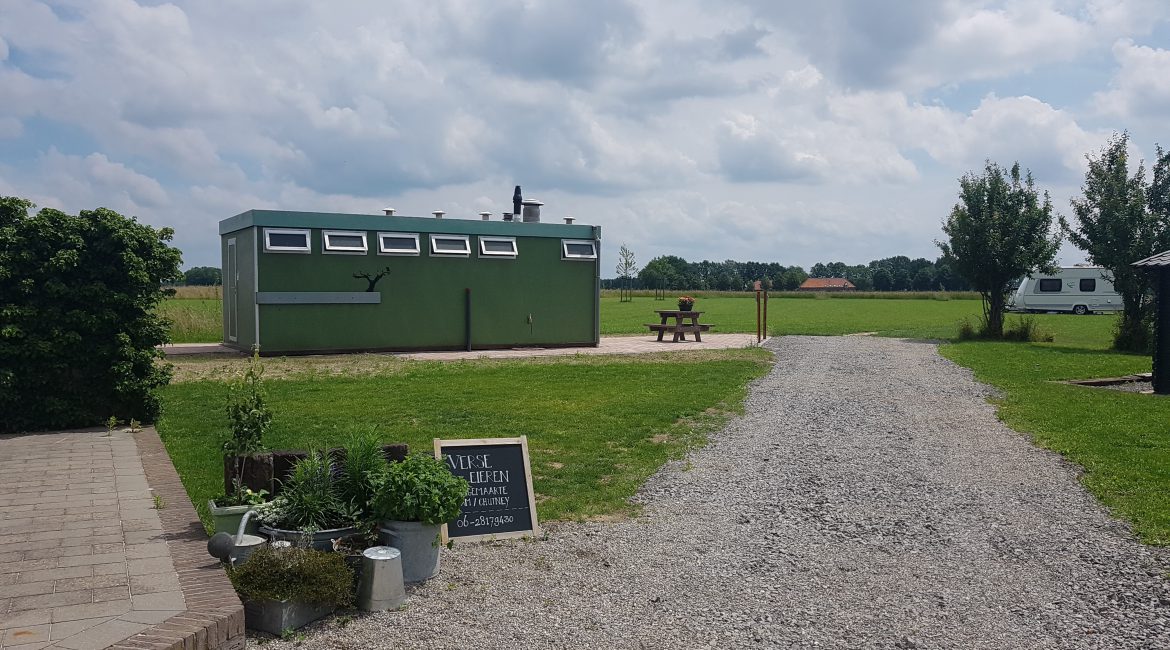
677,295,695,311
372,453,469,584
255,451,359,550
209,349,272,535
228,545,354,635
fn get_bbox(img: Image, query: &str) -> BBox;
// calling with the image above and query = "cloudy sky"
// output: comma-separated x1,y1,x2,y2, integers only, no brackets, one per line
2,1,1169,272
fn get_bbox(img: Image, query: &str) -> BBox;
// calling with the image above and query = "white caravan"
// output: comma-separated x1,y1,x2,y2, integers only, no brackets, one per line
1007,267,1122,315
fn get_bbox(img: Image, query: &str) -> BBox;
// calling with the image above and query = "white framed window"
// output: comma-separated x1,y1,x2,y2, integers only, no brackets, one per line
263,228,311,253
479,236,518,258
430,234,471,257
562,239,597,260
322,230,368,254
377,232,421,256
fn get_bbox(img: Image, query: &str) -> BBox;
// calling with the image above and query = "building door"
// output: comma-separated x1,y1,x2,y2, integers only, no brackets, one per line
226,238,238,342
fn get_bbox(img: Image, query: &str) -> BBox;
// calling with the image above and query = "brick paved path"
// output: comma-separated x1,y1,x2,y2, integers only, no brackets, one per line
0,428,242,650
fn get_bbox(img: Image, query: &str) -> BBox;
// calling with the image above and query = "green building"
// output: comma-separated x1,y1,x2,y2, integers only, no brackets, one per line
218,209,601,354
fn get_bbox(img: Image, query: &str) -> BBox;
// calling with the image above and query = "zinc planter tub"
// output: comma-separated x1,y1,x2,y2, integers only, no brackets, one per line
243,598,334,635
208,501,260,536
259,525,359,551
378,520,441,584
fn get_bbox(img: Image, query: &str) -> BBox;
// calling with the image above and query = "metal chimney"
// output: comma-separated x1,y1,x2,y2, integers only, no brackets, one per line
521,200,543,223
432,210,445,219
563,216,575,224
512,186,522,217
382,207,395,216
479,211,492,221
503,213,514,222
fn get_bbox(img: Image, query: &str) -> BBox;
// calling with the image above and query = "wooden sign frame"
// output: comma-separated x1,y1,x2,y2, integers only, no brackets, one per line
434,436,541,543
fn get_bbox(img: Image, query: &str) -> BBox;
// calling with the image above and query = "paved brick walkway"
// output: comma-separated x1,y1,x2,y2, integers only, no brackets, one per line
0,428,242,650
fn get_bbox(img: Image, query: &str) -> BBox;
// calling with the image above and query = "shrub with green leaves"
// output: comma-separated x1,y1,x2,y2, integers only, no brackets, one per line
0,197,183,432
227,545,353,607
373,453,469,525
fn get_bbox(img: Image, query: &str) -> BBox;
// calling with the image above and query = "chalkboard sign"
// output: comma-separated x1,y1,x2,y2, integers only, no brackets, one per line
433,437,540,543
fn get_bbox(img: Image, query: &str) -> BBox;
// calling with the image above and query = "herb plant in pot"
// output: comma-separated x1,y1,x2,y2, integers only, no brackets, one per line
255,451,359,550
209,350,272,535
372,453,469,584
228,544,354,635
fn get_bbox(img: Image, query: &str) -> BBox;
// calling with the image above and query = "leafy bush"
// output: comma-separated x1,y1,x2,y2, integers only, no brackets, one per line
373,453,469,525
0,197,183,432
1004,316,1054,343
227,545,353,607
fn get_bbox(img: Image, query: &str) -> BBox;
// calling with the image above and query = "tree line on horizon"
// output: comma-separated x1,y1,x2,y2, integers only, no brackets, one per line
603,254,970,292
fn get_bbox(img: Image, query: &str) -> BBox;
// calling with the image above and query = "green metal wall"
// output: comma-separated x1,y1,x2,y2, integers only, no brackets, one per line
220,211,599,354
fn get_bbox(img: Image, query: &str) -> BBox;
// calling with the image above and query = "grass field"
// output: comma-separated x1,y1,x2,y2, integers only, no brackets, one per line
157,349,772,529
161,290,988,342
154,288,1169,545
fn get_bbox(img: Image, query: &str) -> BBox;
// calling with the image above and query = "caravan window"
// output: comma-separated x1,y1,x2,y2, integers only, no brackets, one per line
1080,278,1096,292
1037,279,1062,292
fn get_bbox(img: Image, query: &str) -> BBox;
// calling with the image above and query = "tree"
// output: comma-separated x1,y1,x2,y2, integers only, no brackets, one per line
0,198,183,432
872,267,894,291
616,244,637,302
638,255,689,290
184,266,221,285
938,161,1061,337
912,267,936,291
1061,134,1170,351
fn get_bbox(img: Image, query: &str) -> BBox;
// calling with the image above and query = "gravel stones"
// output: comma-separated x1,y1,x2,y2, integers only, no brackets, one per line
263,336,1170,649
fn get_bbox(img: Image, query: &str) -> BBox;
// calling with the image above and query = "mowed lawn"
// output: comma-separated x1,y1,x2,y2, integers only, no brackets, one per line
156,350,772,529
155,290,1170,545
162,290,988,342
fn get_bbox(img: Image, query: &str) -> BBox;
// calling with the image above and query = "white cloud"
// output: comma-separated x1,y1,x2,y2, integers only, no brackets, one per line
1095,39,1170,118
0,0,1167,273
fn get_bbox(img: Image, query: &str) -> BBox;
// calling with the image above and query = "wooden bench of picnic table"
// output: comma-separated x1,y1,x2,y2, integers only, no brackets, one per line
645,310,714,342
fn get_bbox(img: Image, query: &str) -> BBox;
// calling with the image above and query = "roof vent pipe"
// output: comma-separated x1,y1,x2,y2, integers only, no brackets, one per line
521,200,543,223
563,216,575,224
432,210,445,219
383,207,395,216
479,211,492,221
502,213,513,222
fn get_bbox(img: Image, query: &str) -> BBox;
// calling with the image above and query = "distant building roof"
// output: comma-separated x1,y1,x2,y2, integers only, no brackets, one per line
798,278,856,290
1133,250,1170,268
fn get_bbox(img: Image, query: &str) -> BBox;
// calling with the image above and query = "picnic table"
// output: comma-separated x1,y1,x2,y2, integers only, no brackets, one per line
646,310,713,342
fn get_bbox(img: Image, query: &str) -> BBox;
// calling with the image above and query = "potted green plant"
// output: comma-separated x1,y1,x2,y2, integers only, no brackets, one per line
255,450,360,550
209,348,272,535
372,453,469,584
228,544,354,635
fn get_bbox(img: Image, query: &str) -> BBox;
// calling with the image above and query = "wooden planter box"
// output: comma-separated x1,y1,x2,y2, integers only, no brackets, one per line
224,444,409,496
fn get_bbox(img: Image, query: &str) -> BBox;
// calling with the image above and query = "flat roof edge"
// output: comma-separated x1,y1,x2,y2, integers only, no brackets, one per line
219,209,597,238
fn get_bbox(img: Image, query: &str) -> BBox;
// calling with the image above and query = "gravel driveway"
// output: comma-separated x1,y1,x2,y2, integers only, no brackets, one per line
273,335,1170,649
